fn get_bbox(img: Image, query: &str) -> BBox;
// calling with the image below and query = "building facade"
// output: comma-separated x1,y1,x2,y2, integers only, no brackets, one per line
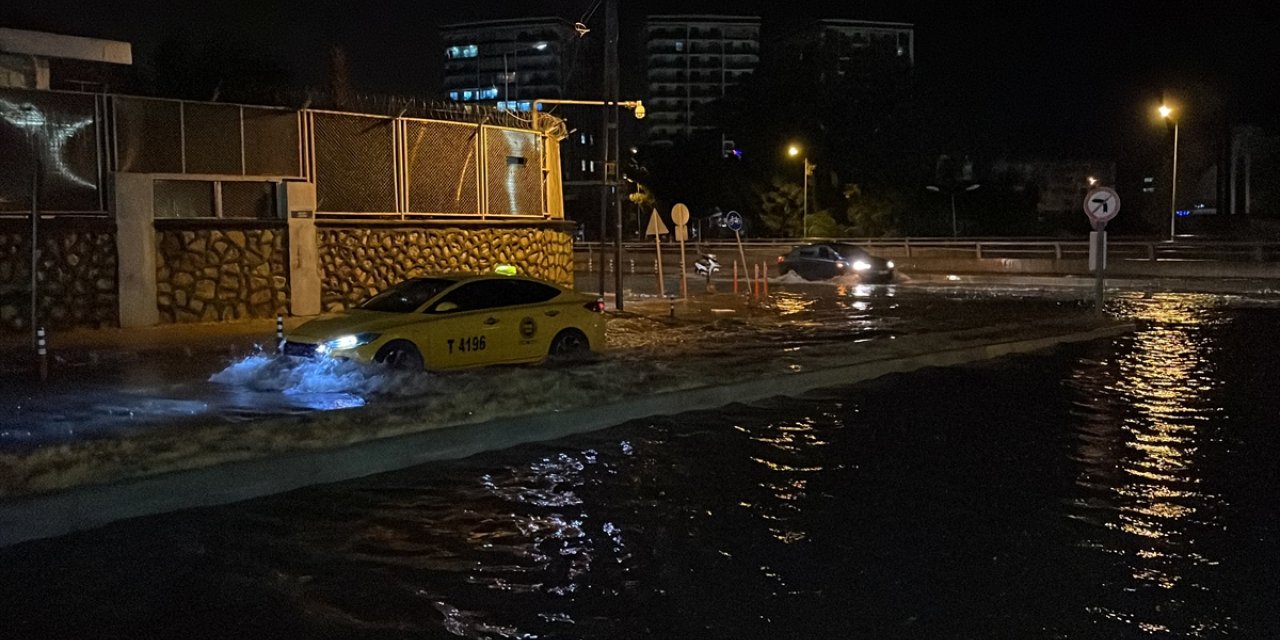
439,18,590,110
0,27,132,92
441,18,607,231
642,15,760,147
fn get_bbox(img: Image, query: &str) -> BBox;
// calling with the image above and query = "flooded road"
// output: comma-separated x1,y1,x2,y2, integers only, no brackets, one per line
0,282,1085,450
1,293,1277,638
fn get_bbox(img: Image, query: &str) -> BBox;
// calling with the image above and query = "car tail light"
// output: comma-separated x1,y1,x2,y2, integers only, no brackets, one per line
585,299,606,313
776,256,784,264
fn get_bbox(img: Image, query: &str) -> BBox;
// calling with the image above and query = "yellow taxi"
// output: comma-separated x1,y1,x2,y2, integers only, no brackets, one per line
282,273,606,371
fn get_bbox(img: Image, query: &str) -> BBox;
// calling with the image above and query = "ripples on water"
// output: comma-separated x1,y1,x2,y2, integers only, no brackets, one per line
1,294,1277,639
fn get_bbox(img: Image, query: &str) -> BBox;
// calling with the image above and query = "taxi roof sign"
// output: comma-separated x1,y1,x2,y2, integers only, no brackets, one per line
493,264,518,276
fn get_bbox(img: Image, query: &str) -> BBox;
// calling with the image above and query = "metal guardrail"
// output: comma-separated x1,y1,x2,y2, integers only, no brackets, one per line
575,238,1280,263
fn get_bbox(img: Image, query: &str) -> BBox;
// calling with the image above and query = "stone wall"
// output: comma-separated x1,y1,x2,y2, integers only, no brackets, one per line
155,224,289,323
318,224,575,311
0,219,117,331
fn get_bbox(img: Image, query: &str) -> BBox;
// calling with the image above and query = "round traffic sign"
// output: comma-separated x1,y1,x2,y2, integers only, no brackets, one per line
1083,187,1121,224
725,210,744,232
671,203,690,226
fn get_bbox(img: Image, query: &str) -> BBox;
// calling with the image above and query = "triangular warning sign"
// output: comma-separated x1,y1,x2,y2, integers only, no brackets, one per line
645,208,669,236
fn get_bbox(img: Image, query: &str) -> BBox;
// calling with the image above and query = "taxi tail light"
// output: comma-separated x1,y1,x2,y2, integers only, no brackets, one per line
585,299,606,313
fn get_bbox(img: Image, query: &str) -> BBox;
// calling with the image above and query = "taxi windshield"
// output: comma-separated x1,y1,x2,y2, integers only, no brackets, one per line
359,278,456,313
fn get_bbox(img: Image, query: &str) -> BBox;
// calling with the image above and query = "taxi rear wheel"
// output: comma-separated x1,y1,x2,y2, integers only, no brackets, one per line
548,329,589,360
375,340,424,371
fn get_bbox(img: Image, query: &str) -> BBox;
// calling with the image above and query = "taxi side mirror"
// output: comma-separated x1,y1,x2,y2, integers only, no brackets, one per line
433,301,459,313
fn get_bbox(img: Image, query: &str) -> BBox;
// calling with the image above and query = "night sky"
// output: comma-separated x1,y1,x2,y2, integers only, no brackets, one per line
3,0,1277,159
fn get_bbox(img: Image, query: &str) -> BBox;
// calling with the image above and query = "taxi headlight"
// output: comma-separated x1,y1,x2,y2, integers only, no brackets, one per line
852,260,871,271
322,332,380,352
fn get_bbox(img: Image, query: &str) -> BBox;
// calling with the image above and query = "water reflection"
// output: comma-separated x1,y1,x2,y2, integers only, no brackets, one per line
737,412,835,546
1068,294,1233,635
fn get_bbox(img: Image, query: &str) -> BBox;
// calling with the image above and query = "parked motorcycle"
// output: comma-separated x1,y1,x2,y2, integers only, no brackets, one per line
693,253,721,278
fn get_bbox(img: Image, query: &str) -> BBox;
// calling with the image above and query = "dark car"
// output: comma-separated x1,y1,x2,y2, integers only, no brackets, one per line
776,243,895,283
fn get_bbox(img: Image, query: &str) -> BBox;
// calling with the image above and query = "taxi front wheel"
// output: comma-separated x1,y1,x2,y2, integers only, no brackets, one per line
375,340,424,371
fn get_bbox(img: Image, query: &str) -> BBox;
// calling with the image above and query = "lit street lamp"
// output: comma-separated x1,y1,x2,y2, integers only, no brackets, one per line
925,183,981,237
787,145,813,237
1159,103,1179,240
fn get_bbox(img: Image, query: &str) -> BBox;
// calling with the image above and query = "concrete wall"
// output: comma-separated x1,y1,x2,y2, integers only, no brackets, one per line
0,218,117,331
155,223,289,322
318,222,576,312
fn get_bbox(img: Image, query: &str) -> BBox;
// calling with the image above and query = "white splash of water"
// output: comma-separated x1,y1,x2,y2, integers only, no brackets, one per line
210,355,437,397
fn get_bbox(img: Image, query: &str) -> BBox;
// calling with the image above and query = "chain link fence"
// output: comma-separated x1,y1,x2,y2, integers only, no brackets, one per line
312,113,396,213
3,87,554,220
484,127,543,217
403,119,480,215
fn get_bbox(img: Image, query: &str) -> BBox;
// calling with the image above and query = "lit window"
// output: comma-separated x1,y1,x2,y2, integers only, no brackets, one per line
590,160,596,173
446,45,478,59
581,160,588,172
449,91,459,101
675,41,684,52
580,133,587,144
462,90,473,101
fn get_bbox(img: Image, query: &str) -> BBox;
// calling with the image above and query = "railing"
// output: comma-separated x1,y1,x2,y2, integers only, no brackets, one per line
573,238,1280,263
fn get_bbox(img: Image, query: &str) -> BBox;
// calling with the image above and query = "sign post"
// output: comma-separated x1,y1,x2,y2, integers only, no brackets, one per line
645,208,669,297
671,203,690,298
725,211,747,295
1083,186,1120,317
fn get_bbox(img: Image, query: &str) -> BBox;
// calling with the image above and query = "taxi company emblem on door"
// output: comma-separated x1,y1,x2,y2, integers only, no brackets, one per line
520,317,537,340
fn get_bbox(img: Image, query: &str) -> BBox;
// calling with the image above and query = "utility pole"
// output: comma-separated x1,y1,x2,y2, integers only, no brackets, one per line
596,5,612,300
607,0,623,311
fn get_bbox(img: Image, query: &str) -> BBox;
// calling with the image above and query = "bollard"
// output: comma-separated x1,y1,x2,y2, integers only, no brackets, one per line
36,326,48,382
276,315,285,352
753,264,760,298
629,259,636,274
733,261,739,294
761,262,769,298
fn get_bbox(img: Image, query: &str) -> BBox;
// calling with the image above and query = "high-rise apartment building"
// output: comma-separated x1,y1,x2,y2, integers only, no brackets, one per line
440,18,592,110
642,15,761,147
441,17,605,228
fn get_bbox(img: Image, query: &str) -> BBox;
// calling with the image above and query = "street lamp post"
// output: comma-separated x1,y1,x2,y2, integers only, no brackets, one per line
1159,104,1179,240
926,183,981,237
787,145,813,237
502,42,548,105
532,98,645,308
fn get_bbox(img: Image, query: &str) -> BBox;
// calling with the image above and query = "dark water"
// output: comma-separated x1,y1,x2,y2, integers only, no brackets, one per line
2,297,1278,638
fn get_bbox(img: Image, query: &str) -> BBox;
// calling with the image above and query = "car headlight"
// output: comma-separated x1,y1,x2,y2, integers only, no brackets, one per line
319,332,380,353
886,260,895,269
853,260,871,271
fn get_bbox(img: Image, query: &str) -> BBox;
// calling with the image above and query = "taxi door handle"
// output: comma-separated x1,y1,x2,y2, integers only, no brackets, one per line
544,310,560,317
484,317,499,325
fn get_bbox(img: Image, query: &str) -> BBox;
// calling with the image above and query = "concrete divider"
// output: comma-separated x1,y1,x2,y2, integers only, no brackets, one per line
0,323,1132,548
